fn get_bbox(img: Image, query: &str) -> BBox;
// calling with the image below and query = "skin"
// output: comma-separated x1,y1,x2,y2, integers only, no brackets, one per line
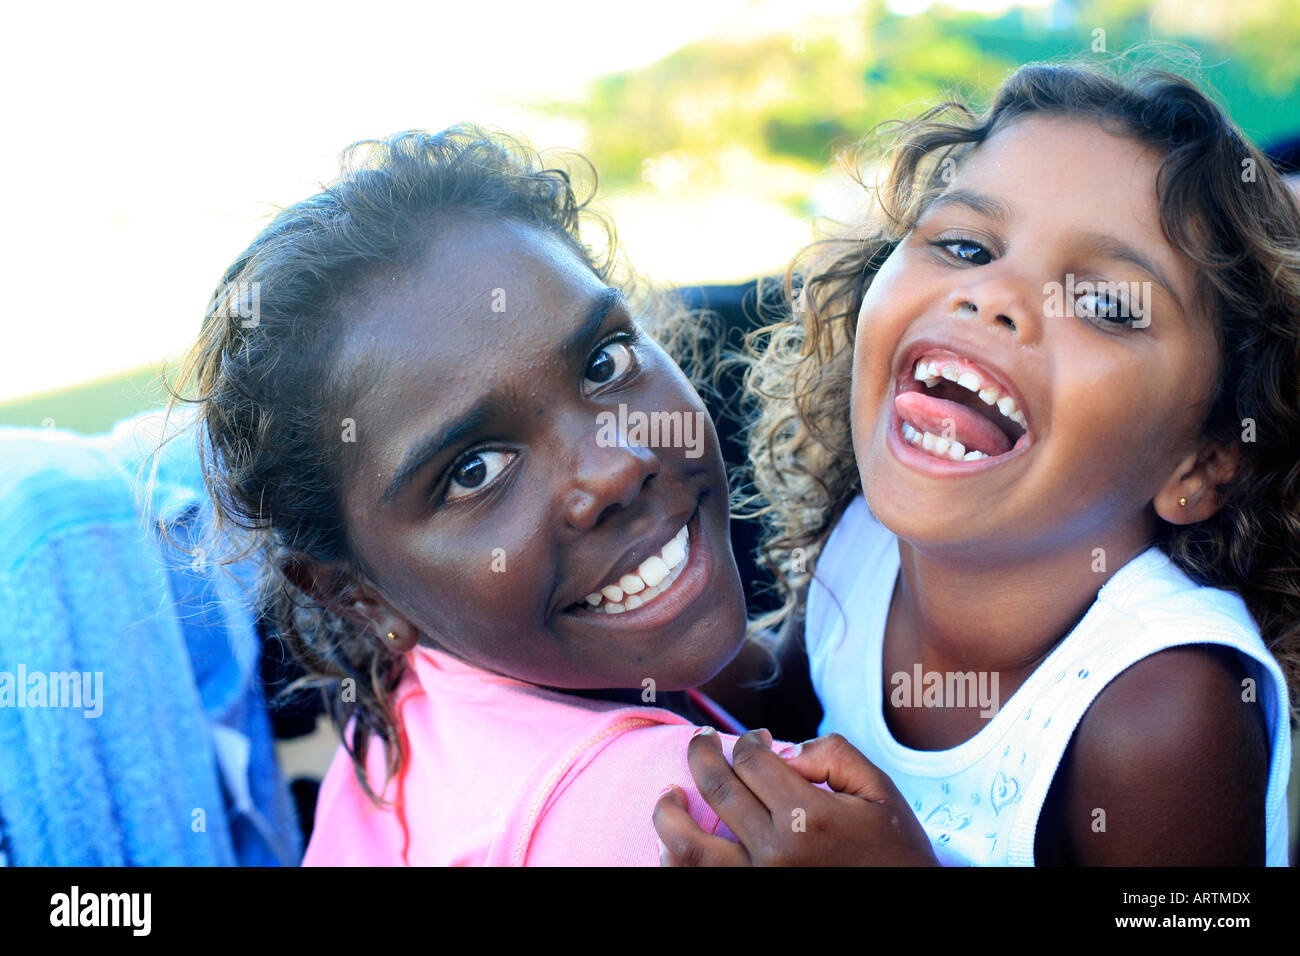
656,115,1269,865
285,216,747,697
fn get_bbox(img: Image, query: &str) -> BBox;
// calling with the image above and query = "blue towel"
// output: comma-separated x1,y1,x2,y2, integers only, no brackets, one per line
0,409,301,865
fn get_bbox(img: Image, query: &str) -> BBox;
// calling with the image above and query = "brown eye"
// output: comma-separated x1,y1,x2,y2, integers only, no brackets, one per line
937,238,992,265
446,450,513,502
583,341,634,393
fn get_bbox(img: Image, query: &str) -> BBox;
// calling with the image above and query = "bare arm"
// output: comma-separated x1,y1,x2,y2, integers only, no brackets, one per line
1049,644,1269,866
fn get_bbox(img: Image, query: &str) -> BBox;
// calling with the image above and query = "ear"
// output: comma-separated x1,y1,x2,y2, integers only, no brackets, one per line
1152,438,1242,525
280,555,420,653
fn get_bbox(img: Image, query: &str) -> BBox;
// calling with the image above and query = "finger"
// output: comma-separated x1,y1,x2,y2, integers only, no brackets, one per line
780,733,897,803
653,784,749,867
727,729,824,814
687,728,774,842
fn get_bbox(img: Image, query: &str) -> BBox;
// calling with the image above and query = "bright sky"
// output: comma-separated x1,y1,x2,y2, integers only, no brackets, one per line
0,0,1041,403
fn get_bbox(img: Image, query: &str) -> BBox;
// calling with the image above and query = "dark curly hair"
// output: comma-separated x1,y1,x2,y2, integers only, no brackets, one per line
741,56,1300,724
158,125,700,803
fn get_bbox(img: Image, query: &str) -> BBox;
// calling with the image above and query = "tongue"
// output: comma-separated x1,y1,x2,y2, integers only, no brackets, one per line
895,391,1013,457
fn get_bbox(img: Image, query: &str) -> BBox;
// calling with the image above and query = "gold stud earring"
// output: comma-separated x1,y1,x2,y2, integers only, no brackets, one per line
1178,497,1187,507
386,631,396,641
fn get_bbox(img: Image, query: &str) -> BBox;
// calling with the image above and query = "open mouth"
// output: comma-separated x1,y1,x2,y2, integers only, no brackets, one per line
564,510,697,617
893,347,1032,465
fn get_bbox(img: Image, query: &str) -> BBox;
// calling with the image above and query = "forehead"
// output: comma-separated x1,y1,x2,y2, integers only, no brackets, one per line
337,216,602,370
332,217,607,491
952,115,1163,217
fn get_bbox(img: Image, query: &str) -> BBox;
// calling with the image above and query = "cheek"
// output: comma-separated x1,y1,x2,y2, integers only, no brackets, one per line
851,275,915,441
384,515,550,637
1048,355,1191,496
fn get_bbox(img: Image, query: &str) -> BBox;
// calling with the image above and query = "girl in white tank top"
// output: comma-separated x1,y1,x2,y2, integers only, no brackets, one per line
654,60,1299,867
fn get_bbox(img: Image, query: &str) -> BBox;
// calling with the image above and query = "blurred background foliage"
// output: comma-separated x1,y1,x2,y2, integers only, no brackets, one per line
4,0,1298,433
556,0,1300,192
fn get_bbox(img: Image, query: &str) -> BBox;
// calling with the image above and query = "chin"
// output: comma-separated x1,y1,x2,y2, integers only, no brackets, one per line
663,605,748,691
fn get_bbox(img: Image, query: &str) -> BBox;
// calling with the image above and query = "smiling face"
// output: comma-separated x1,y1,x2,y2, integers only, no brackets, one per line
326,216,745,692
853,115,1223,562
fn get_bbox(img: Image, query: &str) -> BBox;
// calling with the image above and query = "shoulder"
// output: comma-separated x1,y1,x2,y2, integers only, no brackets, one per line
303,738,407,866
1049,643,1268,865
1111,548,1259,640
525,723,749,865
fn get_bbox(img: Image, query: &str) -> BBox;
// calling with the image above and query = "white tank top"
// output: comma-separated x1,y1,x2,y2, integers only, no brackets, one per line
806,495,1292,866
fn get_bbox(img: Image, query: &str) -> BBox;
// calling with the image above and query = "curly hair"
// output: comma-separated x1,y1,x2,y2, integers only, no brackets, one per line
741,57,1300,723
157,125,703,803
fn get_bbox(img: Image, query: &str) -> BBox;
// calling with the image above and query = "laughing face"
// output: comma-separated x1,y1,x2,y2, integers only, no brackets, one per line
320,216,746,692
853,115,1225,563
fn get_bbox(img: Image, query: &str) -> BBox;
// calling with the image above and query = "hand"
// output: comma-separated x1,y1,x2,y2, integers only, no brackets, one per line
653,729,939,866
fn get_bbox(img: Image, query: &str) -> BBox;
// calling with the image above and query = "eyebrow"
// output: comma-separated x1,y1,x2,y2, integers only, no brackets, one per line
560,286,624,366
921,188,1013,223
1075,230,1186,317
922,189,1186,316
380,286,625,505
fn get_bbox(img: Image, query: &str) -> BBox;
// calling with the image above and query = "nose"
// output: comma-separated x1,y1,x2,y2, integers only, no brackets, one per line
946,266,1042,344
561,428,662,531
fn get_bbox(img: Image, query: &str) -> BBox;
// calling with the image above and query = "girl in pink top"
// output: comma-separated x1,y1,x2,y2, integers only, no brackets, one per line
168,125,803,865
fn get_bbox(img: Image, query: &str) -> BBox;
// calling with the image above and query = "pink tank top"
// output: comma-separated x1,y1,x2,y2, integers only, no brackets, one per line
302,644,765,865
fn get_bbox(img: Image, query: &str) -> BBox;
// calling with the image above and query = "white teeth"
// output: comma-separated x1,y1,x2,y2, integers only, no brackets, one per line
638,555,670,588
579,521,692,614
901,422,988,462
912,353,1029,437
913,362,940,385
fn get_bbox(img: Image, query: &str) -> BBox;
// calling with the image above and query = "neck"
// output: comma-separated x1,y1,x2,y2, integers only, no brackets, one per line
892,515,1157,676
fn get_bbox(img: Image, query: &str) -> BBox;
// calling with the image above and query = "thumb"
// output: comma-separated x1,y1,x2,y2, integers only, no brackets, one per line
779,733,894,803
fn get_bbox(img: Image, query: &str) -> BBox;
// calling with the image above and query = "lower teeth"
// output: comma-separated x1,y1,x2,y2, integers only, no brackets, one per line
900,421,990,461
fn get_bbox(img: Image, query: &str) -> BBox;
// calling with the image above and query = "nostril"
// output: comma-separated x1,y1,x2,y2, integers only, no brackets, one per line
999,314,1017,333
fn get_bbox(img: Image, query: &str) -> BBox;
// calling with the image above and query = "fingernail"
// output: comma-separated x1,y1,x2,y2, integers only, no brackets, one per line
779,743,803,760
657,838,669,866
693,725,717,738
658,785,674,798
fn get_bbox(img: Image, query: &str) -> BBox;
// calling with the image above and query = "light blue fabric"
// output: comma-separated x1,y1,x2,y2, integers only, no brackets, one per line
0,409,301,865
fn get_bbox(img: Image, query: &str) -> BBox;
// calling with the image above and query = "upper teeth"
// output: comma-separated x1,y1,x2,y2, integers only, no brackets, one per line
913,357,1028,431
581,524,690,614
